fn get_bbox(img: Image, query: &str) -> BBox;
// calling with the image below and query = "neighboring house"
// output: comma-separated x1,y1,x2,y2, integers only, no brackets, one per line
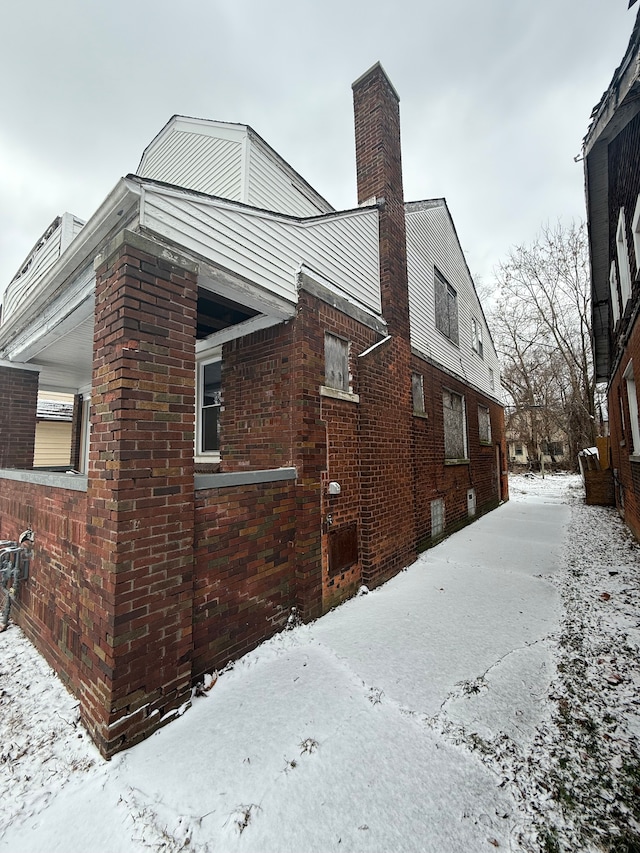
0,64,506,756
584,10,640,540
34,392,74,469
506,435,567,470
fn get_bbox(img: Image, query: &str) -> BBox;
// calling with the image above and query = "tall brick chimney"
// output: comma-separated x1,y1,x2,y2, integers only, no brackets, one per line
352,64,416,588
352,62,410,341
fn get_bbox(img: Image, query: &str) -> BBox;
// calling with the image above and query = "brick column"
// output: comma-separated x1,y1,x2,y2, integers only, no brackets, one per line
0,365,39,469
291,298,326,621
80,231,198,756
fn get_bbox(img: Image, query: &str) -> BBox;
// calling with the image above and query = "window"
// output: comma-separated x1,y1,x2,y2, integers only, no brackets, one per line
431,498,445,537
472,317,484,358
478,405,491,444
632,194,640,270
543,441,563,457
434,269,459,345
515,444,524,456
325,333,349,392
79,397,90,473
616,209,632,308
488,368,495,391
624,360,640,456
443,389,467,460
412,373,425,414
610,261,621,326
199,359,221,454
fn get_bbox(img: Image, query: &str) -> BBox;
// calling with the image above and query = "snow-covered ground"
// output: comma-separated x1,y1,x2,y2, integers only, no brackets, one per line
1,474,639,852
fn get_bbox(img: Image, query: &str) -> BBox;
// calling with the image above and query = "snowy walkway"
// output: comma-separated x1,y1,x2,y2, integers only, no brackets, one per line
1,475,639,852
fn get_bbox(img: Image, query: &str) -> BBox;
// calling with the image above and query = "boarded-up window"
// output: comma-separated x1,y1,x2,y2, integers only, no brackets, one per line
412,373,425,414
434,269,459,345
443,389,467,460
431,498,445,537
478,405,491,444
328,522,358,575
325,333,349,391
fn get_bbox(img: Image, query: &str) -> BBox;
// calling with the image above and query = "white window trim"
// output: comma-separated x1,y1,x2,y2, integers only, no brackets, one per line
610,261,621,326
623,360,640,457
472,317,484,359
195,352,222,463
632,193,640,272
616,208,632,308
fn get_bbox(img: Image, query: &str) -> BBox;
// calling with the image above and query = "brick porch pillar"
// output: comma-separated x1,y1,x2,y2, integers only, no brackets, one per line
0,364,39,470
80,230,198,756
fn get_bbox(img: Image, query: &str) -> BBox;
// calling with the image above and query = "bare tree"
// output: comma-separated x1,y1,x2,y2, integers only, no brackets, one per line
490,221,596,469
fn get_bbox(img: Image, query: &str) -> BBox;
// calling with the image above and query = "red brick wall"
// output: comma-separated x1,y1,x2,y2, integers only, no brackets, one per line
609,311,640,540
411,356,506,546
193,479,297,680
0,366,38,469
83,236,198,755
220,323,294,471
0,479,88,694
605,109,640,540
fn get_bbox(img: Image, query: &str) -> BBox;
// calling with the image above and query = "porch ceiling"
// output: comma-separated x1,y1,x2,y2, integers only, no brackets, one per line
31,315,94,393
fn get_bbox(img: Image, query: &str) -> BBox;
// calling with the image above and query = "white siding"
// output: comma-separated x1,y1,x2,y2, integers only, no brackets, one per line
34,421,72,468
142,188,381,313
406,202,502,402
247,138,332,217
139,129,244,200
3,213,84,324
137,118,332,216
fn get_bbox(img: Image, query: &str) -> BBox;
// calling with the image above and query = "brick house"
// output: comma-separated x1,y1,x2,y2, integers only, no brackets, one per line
584,11,640,540
0,64,507,756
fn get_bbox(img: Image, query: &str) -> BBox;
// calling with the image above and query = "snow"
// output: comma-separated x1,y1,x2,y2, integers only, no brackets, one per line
1,473,639,852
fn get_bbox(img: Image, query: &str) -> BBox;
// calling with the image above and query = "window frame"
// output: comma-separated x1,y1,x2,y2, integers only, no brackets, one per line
616,208,632,309
443,388,468,463
632,194,640,271
412,372,426,416
434,268,459,346
623,360,640,457
196,354,222,461
472,317,484,359
610,261,621,327
478,404,491,445
324,332,350,393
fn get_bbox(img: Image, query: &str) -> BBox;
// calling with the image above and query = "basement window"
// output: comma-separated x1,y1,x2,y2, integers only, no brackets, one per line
431,498,445,538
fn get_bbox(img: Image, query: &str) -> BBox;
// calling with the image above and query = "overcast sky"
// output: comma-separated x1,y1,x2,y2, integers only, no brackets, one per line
0,1,636,301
